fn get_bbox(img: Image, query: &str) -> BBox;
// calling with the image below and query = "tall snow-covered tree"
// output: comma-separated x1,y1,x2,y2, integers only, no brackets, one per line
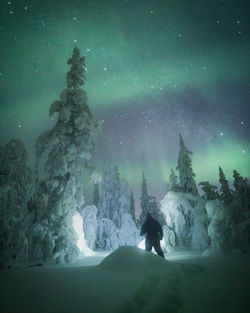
93,183,100,207
139,173,151,225
218,166,233,205
176,134,198,195
96,166,139,250
198,181,218,201
32,47,101,263
129,190,136,223
98,165,129,228
233,170,250,212
169,168,179,192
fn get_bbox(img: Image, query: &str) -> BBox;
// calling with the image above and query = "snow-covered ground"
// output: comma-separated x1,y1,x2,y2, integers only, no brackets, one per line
0,247,249,313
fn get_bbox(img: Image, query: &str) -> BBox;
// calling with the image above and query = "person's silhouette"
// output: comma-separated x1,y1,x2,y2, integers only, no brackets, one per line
140,213,165,258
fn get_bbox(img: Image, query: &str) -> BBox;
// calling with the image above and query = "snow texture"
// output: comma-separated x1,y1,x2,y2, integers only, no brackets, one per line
203,199,238,255
160,191,210,251
98,246,168,272
96,218,119,250
82,205,98,250
96,165,139,250
0,139,31,269
118,214,140,247
98,165,130,228
162,225,176,252
0,249,249,313
72,211,94,256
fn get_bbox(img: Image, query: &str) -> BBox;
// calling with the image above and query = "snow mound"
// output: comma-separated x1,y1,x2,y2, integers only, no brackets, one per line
98,246,168,272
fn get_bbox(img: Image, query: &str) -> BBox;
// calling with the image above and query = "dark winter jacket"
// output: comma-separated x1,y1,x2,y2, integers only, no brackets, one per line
140,214,163,240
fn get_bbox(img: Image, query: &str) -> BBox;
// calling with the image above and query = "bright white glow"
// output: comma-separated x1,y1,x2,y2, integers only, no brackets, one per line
138,239,145,250
72,212,94,256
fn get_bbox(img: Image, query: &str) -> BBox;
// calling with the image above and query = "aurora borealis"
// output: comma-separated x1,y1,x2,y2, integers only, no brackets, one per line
0,0,249,202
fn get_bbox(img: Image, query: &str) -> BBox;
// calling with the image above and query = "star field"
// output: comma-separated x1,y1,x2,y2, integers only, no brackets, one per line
0,0,249,203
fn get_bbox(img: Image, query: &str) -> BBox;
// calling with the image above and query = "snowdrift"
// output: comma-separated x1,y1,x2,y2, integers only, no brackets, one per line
98,246,168,272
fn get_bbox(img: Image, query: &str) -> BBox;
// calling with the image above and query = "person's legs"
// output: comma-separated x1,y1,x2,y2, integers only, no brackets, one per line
145,237,153,252
153,240,165,258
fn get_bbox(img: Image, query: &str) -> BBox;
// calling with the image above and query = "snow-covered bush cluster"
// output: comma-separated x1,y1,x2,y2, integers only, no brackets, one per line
160,191,210,251
93,165,140,250
161,135,250,255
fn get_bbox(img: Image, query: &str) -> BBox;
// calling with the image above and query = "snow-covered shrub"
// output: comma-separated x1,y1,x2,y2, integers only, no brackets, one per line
191,196,210,251
160,191,209,251
204,199,250,255
96,218,119,250
118,214,140,246
162,225,176,251
204,199,233,254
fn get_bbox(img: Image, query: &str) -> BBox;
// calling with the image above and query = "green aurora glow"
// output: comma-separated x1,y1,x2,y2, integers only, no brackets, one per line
0,0,249,200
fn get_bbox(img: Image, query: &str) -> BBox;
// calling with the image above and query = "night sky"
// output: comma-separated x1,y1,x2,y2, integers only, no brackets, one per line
0,0,249,204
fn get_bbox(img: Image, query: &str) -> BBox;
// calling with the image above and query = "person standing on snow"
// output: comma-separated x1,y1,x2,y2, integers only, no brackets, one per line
140,212,165,258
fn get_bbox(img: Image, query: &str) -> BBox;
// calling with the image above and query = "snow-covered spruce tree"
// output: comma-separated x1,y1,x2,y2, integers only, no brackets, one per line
93,183,100,207
198,181,218,201
139,173,151,225
0,140,32,269
232,170,250,252
218,166,233,205
233,170,250,214
176,134,198,196
129,190,137,223
169,168,179,192
32,47,100,263
96,165,139,250
97,165,129,228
